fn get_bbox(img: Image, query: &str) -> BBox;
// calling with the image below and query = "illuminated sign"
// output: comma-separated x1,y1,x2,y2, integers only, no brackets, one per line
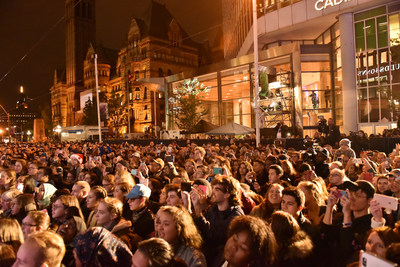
315,0,352,11
357,63,400,76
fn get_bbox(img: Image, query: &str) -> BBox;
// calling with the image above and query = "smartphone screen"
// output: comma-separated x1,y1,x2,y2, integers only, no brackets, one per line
131,169,137,176
181,182,192,192
213,167,223,175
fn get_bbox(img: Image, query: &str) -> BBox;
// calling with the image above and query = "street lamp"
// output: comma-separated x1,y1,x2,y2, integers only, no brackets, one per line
252,0,261,146
55,125,62,141
27,130,31,141
0,129,3,142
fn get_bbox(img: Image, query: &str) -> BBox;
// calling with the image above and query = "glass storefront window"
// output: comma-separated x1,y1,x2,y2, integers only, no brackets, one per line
377,16,388,48
389,13,400,46
366,19,377,50
355,22,365,52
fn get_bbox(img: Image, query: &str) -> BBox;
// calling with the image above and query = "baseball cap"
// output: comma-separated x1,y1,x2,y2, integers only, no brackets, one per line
343,180,375,199
125,184,151,199
132,152,140,158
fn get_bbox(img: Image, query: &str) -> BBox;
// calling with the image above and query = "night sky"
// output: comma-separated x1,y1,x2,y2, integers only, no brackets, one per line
0,0,222,113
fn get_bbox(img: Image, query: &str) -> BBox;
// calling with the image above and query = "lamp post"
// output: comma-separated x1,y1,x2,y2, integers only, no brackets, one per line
27,130,31,141
252,0,261,146
55,125,62,141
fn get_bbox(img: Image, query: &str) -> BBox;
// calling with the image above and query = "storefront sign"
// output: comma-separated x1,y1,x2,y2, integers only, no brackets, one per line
357,63,400,76
315,0,352,11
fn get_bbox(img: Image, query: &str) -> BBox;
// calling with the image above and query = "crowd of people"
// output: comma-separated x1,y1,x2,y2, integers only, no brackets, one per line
0,137,399,267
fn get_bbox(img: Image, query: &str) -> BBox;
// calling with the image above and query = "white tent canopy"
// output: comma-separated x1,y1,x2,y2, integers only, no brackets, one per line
206,122,255,136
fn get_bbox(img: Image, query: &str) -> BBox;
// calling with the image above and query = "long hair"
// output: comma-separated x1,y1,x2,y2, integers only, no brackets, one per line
212,175,242,207
298,181,326,207
227,215,277,266
57,195,84,219
157,205,203,250
0,218,24,254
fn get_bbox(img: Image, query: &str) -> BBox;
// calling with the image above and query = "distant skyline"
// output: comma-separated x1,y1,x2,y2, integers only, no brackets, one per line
0,0,222,111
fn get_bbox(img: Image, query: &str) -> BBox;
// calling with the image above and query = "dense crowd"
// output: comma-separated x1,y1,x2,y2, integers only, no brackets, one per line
0,138,400,267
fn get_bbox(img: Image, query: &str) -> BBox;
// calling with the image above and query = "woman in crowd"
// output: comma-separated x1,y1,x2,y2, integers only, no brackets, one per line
113,182,133,220
1,189,21,218
14,159,28,178
0,169,16,195
155,205,206,267
235,161,253,184
222,215,277,267
85,185,107,228
51,195,84,225
271,211,314,267
34,182,57,210
250,183,283,222
281,159,297,185
0,243,16,267
84,171,100,187
95,197,139,250
102,174,115,197
375,175,392,195
0,218,24,254
10,194,37,224
364,226,400,259
298,181,327,225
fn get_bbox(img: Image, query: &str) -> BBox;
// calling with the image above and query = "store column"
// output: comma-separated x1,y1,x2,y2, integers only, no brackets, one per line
339,13,358,134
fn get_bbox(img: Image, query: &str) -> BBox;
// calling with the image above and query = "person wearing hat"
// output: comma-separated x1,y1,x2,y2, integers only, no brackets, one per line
322,179,376,266
126,184,154,240
334,138,356,161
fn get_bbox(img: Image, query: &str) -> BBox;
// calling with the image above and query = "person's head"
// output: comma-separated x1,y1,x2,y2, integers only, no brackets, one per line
281,186,305,219
184,159,196,177
14,231,65,267
153,158,166,174
344,180,375,213
224,215,277,267
36,167,52,183
35,183,57,209
83,172,99,186
71,181,90,202
365,226,400,258
339,138,351,151
56,215,86,244
126,184,151,211
329,161,343,171
155,205,202,249
52,195,83,223
116,160,129,175
266,183,284,206
73,227,132,267
27,162,39,177
238,161,253,177
113,182,131,202
388,169,400,194
376,152,387,164
102,174,115,195
165,184,183,206
132,238,174,267
211,175,241,207
0,169,16,189
298,181,326,207
1,189,21,212
14,160,26,175
329,168,345,186
393,156,400,169
270,210,300,244
193,147,205,162
96,198,123,228
376,175,390,194
193,165,209,180
0,218,24,254
11,194,36,217
268,165,283,184
86,186,107,210
252,160,266,175
21,211,50,239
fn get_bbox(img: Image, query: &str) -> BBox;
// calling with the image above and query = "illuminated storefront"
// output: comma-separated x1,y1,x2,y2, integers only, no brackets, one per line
166,1,400,137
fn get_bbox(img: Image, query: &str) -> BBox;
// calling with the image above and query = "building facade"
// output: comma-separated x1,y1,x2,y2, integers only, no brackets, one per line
50,1,200,136
167,0,400,137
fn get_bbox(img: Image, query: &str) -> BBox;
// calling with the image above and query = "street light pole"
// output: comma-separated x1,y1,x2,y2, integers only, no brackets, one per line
252,0,261,146
94,54,102,142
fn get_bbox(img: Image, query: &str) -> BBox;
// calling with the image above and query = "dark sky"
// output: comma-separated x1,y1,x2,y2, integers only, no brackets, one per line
0,0,222,112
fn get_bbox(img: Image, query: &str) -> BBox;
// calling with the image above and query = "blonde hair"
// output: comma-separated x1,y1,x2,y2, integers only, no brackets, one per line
25,231,65,267
0,218,24,253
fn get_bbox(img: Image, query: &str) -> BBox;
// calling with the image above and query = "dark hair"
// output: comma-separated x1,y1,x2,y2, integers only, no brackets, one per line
90,186,107,200
23,177,36,194
269,164,283,176
212,175,242,207
227,215,277,266
137,238,174,267
282,186,305,207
